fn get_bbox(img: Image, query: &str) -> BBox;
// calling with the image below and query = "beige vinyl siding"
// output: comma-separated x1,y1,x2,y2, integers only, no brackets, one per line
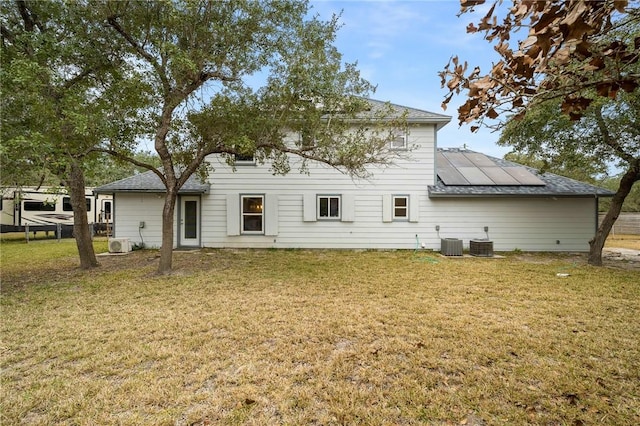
202,126,435,249
422,197,596,252
112,193,168,249
116,122,597,252
199,125,438,249
203,192,430,249
202,191,596,251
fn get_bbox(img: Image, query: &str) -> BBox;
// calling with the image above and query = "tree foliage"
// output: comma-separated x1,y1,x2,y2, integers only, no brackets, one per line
441,0,640,266
99,0,405,274
440,0,640,130
499,88,640,213
2,1,107,267
600,175,640,212
1,1,148,268
499,87,640,179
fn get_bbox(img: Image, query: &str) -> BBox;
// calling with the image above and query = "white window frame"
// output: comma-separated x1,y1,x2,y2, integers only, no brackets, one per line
392,195,409,220
241,194,264,234
390,130,408,150
317,195,341,220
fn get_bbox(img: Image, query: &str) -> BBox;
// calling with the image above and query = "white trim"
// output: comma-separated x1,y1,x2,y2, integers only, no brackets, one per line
392,195,409,221
179,195,201,247
241,194,264,234
382,194,392,222
317,195,341,220
303,193,316,222
226,194,240,236
265,194,279,236
341,194,355,222
390,130,408,150
409,193,420,223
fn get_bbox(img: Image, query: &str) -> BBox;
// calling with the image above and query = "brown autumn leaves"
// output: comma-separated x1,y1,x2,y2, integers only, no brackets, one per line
439,0,639,130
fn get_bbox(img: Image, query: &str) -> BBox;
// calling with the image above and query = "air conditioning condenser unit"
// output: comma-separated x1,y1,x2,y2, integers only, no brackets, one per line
108,238,132,253
441,238,463,256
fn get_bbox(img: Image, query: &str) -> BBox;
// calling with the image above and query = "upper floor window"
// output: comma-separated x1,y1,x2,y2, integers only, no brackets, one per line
234,153,255,164
241,195,263,233
390,131,408,150
318,195,340,220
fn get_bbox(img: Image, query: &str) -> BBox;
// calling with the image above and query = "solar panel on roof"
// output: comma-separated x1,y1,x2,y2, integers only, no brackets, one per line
503,167,546,186
437,150,548,187
437,166,470,185
436,152,452,167
480,167,520,185
443,152,475,167
457,167,495,185
464,152,496,167
437,152,471,185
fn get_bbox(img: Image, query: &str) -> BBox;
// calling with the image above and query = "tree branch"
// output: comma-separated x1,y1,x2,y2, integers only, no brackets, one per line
1,24,15,44
106,15,171,95
593,105,636,164
16,0,36,32
94,147,165,185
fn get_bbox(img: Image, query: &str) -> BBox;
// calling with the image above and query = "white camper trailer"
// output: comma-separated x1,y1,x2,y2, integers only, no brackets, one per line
0,187,113,234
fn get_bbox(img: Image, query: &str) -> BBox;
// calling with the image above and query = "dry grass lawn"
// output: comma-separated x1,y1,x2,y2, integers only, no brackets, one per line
1,238,638,425
605,233,640,250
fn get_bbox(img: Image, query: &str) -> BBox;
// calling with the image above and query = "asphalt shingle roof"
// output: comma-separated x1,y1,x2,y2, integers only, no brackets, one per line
428,148,615,198
360,99,452,129
94,170,210,194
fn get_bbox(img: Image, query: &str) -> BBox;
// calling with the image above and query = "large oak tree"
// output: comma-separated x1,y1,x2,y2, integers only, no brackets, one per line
1,1,143,268
100,0,405,274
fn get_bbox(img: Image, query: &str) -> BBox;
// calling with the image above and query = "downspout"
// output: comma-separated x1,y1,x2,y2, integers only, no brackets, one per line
594,194,599,234
433,125,438,185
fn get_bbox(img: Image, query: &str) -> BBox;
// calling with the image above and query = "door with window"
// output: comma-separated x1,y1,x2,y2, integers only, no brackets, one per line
179,196,200,247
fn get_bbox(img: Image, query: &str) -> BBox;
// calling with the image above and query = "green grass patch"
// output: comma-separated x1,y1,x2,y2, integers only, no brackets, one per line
1,240,638,425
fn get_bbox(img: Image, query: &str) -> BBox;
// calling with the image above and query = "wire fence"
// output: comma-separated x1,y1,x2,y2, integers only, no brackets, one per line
600,213,640,235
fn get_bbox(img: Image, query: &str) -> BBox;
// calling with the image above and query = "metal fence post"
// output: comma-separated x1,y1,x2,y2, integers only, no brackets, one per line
57,223,62,242
25,224,29,243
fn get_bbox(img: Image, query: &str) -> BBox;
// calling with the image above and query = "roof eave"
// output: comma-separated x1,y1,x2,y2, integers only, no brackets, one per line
428,191,614,198
94,188,209,195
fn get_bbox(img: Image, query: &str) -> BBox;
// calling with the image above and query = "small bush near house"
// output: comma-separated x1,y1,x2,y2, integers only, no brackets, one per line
1,239,638,425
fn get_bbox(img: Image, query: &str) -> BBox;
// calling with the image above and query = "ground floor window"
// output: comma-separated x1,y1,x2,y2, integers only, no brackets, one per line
241,195,264,233
318,195,340,219
393,195,408,220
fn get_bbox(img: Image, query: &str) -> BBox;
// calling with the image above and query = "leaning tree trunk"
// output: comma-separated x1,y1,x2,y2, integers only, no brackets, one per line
588,164,639,266
157,187,178,274
68,160,99,269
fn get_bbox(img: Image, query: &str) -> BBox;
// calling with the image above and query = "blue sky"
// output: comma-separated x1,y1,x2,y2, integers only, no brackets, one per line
310,0,511,158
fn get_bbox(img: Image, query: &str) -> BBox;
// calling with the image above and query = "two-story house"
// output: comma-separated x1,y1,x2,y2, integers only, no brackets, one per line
95,99,613,253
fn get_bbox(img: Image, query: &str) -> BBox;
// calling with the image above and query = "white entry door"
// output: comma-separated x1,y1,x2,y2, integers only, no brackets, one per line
179,196,200,247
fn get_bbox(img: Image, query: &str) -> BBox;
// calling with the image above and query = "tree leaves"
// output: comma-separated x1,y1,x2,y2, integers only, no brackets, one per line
97,0,405,273
440,0,639,129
